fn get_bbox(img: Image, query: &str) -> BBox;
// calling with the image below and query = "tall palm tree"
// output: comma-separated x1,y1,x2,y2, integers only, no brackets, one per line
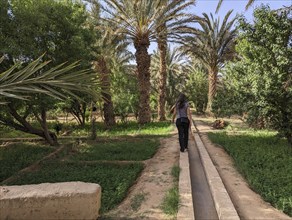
151,46,186,109
102,0,195,124
92,26,131,127
180,10,237,113
156,0,195,121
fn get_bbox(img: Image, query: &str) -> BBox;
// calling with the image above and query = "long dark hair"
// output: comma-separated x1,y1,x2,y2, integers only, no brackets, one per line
176,93,187,109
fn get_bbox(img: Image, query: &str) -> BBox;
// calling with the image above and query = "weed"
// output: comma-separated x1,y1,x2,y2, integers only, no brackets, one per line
131,192,148,211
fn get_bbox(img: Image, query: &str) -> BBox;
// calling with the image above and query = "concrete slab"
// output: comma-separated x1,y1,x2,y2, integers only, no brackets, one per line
0,181,101,220
177,148,195,220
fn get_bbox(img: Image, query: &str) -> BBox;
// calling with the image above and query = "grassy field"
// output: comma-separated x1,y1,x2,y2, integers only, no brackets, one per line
208,127,292,216
0,121,173,213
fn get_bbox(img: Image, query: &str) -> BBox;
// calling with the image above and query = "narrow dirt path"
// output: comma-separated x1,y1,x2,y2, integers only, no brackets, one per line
103,134,179,220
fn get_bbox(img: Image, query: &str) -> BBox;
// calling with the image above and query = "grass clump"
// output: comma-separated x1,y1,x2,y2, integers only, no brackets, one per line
161,165,180,216
6,161,144,213
0,143,54,182
161,186,179,216
131,192,148,211
208,130,292,216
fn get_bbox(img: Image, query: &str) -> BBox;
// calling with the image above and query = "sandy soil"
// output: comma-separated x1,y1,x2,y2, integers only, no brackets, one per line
103,117,291,220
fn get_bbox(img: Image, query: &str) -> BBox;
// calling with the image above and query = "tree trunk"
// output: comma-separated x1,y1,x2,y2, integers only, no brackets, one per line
157,25,167,121
134,36,151,124
6,104,58,146
97,57,116,127
206,68,218,113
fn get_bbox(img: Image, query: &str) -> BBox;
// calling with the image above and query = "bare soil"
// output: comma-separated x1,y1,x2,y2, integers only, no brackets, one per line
103,133,179,220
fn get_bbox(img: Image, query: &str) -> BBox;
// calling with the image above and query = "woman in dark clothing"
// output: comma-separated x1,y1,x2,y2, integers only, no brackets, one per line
172,93,192,152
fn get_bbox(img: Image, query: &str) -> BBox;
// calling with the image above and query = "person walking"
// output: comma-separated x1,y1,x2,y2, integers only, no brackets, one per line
172,93,192,152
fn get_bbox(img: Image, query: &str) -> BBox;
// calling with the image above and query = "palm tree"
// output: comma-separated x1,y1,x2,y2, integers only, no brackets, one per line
156,0,195,121
0,55,98,102
151,46,186,109
216,0,255,13
102,0,195,124
92,26,131,127
180,10,237,113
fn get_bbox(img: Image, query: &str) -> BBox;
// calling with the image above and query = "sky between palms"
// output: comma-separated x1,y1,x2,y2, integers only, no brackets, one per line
145,0,291,53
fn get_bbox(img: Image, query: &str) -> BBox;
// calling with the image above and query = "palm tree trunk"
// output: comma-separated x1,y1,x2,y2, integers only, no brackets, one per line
157,26,167,121
206,68,218,113
134,37,151,124
97,57,116,127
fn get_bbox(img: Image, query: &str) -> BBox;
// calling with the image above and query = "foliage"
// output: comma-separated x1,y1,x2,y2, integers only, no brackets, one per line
1,0,94,66
69,138,160,161
208,130,292,216
102,0,195,124
213,6,292,144
0,55,98,101
150,47,187,110
6,161,144,213
184,59,208,113
0,143,54,182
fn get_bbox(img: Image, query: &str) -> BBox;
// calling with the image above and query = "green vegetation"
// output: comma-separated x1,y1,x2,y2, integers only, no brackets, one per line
7,161,144,213
0,143,54,182
70,138,159,161
161,165,180,216
131,192,148,211
208,130,292,216
0,121,171,214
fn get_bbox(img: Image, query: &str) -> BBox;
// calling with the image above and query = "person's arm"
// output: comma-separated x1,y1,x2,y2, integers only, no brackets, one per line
187,107,192,126
172,107,177,123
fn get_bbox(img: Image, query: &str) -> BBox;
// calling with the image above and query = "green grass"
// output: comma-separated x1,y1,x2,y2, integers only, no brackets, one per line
131,192,147,211
1,121,173,139
0,121,172,214
208,130,292,216
70,121,173,137
0,143,54,182
161,165,180,216
6,161,144,213
161,186,179,216
70,138,159,161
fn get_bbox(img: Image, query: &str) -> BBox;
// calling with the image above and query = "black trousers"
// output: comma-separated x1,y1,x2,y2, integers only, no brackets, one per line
176,117,190,151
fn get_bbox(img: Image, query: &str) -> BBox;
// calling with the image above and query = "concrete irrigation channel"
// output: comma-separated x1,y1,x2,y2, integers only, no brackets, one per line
178,118,240,220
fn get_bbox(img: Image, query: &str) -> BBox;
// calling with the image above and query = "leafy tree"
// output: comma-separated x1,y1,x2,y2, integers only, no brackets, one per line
184,59,208,113
155,0,195,121
0,0,98,144
181,10,237,113
2,0,94,65
214,6,292,145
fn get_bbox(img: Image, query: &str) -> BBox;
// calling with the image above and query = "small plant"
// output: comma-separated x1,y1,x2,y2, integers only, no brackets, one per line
130,192,147,211
161,165,180,216
161,186,179,216
171,165,180,182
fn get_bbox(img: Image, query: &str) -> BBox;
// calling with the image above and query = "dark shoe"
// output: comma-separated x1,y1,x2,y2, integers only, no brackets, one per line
180,148,185,152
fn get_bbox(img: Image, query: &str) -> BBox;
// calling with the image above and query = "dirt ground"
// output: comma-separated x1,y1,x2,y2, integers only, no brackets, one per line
103,117,291,220
103,132,179,220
